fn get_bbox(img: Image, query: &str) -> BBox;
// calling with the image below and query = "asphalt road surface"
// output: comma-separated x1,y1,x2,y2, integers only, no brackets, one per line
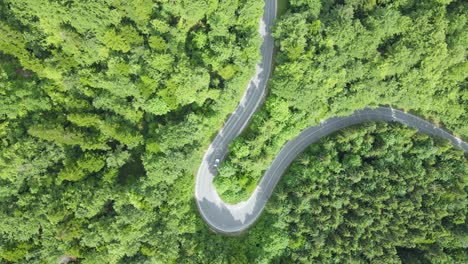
195,0,468,235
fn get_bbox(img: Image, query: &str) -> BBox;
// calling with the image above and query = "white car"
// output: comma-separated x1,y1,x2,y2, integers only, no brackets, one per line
214,158,220,168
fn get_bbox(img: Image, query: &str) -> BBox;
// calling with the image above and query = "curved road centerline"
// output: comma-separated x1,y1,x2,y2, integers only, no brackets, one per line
195,0,468,235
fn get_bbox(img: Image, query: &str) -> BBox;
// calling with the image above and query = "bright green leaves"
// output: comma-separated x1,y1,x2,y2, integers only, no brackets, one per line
266,97,291,123
0,23,27,57
148,36,167,52
140,97,170,116
0,23,62,81
0,242,32,262
58,153,106,183
270,122,467,263
100,26,143,53
158,66,211,109
27,125,109,150
145,141,162,154
0,58,51,119
218,64,237,80
0,0,266,262
216,0,468,210
342,154,362,168
273,13,309,61
0,135,64,185
151,19,170,34
93,92,144,123
67,113,102,128
191,31,208,50
289,0,321,17
163,0,218,31
112,0,153,32
270,0,467,133
67,113,143,148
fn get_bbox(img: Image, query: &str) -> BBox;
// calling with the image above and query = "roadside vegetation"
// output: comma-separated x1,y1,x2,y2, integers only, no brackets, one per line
253,122,468,263
0,0,466,263
214,0,468,202
0,0,264,262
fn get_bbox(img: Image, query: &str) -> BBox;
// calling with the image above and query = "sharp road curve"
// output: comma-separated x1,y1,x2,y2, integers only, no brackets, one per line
195,0,468,235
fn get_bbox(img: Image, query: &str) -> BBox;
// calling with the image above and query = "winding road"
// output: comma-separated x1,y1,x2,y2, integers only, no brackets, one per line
195,0,468,235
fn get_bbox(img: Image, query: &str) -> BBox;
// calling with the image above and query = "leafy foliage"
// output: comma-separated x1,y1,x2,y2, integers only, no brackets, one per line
215,0,468,202
0,0,264,262
0,0,467,263
261,122,468,263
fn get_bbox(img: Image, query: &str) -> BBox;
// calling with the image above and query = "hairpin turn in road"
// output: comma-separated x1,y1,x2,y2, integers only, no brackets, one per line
194,0,468,235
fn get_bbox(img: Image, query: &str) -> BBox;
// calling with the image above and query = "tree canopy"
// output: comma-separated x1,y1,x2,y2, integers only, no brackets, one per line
214,0,468,203
0,0,467,263
260,122,467,263
0,0,264,262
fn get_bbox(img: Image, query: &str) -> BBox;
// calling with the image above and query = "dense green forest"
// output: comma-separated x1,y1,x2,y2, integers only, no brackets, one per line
0,0,467,263
261,122,467,263
0,0,264,262
214,0,468,202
